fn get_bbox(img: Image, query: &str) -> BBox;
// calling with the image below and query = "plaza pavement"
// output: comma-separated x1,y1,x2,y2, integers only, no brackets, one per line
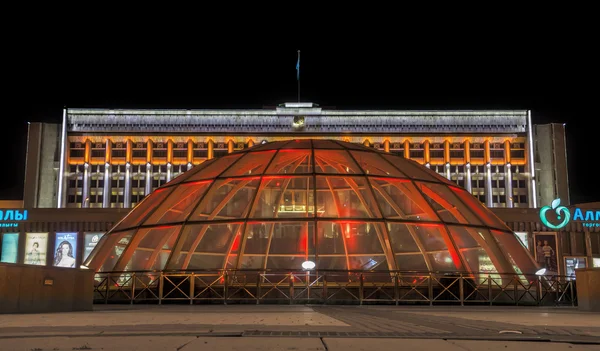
0,305,599,350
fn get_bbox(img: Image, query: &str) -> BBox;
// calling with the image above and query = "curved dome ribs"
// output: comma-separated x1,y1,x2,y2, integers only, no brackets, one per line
85,139,538,276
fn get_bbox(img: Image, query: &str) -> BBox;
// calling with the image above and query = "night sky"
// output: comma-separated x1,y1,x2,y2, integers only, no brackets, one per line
3,42,596,205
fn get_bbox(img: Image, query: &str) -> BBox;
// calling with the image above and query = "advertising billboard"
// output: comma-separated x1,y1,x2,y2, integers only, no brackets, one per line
54,232,78,268
1,233,19,263
83,232,105,262
24,233,48,266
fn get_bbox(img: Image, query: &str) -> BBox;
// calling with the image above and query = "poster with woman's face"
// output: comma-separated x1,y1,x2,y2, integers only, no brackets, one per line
534,233,559,274
24,233,48,266
54,233,78,268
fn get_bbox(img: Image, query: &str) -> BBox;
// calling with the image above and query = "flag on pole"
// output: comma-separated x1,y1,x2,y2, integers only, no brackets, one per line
296,56,300,80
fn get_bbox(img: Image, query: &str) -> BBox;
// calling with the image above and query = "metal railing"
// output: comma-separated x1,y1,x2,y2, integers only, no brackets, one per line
92,270,577,306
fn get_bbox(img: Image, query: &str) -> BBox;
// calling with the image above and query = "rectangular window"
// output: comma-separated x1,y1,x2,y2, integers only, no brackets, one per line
430,150,444,158
132,150,146,158
173,150,187,158
91,149,105,158
470,150,484,158
450,150,464,158
410,150,424,158
511,150,525,158
70,149,85,158
490,150,504,158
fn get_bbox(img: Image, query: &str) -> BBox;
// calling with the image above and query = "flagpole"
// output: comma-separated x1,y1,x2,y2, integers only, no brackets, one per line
297,50,300,102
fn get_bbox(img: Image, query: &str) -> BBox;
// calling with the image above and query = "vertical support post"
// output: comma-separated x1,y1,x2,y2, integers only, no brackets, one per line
131,272,136,305
158,272,164,305
459,274,464,306
105,273,110,304
256,272,261,305
488,275,492,306
323,274,328,304
394,273,399,306
190,273,195,305
359,273,364,305
289,273,294,305
224,271,229,305
428,273,433,306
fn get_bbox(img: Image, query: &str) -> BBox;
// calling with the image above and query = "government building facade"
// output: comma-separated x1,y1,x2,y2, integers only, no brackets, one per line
23,102,569,210
2,102,597,279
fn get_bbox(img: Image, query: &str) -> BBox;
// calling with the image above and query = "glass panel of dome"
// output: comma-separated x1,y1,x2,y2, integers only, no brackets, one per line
229,231,242,253
417,182,483,225
349,151,407,177
336,222,383,254
451,186,508,230
192,178,260,221
312,140,343,149
144,181,212,225
118,226,180,271
386,223,422,254
339,141,370,150
492,229,538,275
164,158,217,186
316,177,377,218
395,254,428,271
188,254,226,270
461,247,498,274
151,252,171,271
266,256,315,270
265,150,312,174
251,140,291,151
412,224,450,252
447,225,480,249
281,139,312,149
348,256,388,270
317,256,347,270
314,150,362,174
251,177,314,218
167,224,238,270
225,255,237,269
380,154,434,179
97,231,133,272
196,223,241,254
113,187,174,231
185,154,243,181
371,178,438,221
317,222,346,255
221,151,277,177
268,222,315,255
243,223,272,254
428,251,457,271
239,255,264,269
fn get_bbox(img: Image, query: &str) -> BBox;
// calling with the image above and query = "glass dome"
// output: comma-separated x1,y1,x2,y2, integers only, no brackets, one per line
84,139,537,275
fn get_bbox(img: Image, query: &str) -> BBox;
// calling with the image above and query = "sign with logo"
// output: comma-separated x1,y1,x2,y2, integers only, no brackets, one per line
0,209,28,228
83,232,105,262
540,198,600,229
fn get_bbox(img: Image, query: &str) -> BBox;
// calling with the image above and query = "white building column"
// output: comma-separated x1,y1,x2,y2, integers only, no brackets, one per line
124,162,132,208
145,163,152,195
445,162,451,180
465,163,472,193
82,163,90,208
506,163,514,208
187,162,193,171
103,163,111,208
485,162,493,207
167,163,172,183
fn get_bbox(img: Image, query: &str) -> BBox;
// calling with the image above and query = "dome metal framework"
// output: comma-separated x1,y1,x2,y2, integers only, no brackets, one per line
84,139,537,276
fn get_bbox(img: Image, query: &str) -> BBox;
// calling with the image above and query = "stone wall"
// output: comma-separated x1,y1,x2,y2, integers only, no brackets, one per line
0,263,94,313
